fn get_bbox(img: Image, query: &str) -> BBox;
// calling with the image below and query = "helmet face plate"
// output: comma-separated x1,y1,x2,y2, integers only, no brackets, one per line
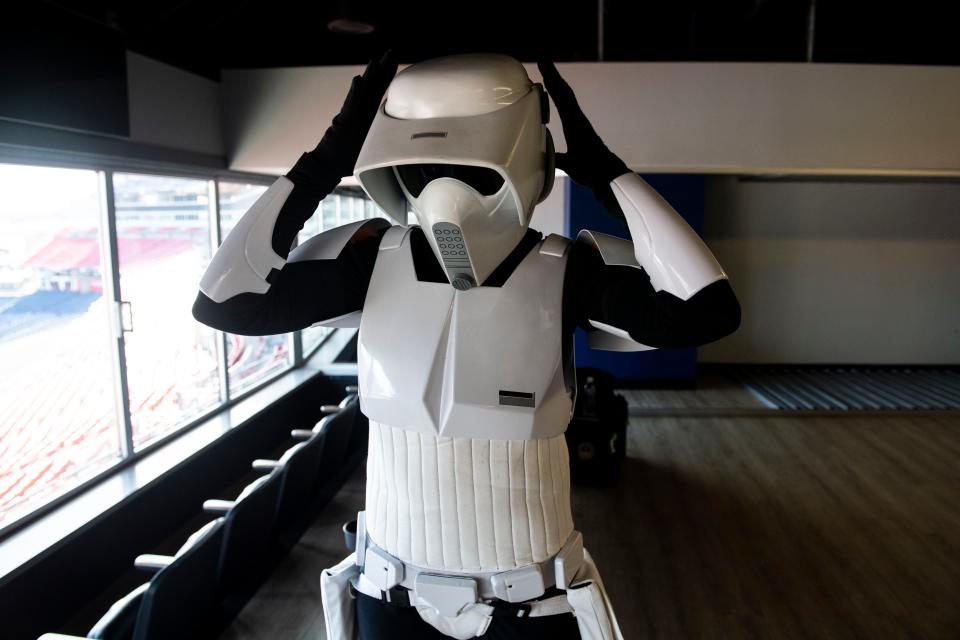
354,54,553,289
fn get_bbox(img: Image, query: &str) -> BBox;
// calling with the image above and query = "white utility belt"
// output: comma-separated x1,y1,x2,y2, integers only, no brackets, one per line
352,511,584,618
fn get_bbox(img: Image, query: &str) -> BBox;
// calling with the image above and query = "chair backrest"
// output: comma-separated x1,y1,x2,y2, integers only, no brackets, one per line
86,583,149,640
133,519,225,640
317,397,359,484
274,431,328,530
346,397,369,457
218,472,284,588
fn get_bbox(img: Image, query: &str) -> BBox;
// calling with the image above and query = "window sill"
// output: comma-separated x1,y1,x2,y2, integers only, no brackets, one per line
0,362,325,586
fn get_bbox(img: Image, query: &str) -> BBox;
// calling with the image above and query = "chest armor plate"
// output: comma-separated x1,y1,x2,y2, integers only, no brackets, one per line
358,227,573,440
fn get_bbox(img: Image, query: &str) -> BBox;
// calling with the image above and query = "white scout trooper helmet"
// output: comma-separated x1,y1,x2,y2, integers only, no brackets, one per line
354,53,555,290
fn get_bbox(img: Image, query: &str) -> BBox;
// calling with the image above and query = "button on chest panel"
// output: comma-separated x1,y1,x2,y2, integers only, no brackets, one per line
432,222,473,289
358,229,572,440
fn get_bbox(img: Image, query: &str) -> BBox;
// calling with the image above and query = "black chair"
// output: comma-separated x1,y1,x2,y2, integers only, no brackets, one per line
40,519,225,640
313,397,359,486
347,400,370,457
129,517,225,639
252,428,327,531
340,387,369,457
38,583,149,640
87,584,149,640
203,472,283,589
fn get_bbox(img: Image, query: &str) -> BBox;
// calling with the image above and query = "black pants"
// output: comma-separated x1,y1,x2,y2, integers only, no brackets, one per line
355,591,582,639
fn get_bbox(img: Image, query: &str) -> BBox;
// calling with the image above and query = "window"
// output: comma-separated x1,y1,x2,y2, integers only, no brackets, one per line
0,160,384,535
0,164,122,528
302,325,334,356
218,181,294,396
113,173,222,449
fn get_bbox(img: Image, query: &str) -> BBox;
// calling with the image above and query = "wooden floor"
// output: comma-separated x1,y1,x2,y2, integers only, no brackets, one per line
583,413,960,639
619,374,772,411
220,410,960,640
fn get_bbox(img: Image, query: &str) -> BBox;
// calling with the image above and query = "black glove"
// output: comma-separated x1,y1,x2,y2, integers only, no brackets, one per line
538,61,631,219
288,51,398,191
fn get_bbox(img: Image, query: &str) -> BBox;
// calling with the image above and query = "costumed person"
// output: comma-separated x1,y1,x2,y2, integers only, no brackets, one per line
193,52,740,640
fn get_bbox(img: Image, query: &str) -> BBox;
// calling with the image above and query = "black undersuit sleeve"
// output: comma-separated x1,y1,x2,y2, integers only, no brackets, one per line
564,241,741,348
191,228,387,336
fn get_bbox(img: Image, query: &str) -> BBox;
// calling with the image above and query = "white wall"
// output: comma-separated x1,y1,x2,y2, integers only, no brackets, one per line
221,62,960,177
219,60,960,366
126,51,223,156
699,178,960,364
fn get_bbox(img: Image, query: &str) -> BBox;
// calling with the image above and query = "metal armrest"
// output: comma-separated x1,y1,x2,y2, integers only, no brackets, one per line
203,499,236,515
134,554,174,572
290,429,314,440
320,404,343,415
252,459,281,472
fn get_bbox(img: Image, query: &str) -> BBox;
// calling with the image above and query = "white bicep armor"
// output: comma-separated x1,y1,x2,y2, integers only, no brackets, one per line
579,172,728,351
198,173,388,312
200,177,294,303
612,172,727,298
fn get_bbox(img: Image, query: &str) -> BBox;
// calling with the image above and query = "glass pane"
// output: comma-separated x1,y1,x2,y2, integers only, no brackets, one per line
341,197,356,224
322,198,337,230
113,173,220,449
225,332,294,396
298,203,322,244
0,164,122,529
218,182,294,396
302,325,333,356
218,180,266,237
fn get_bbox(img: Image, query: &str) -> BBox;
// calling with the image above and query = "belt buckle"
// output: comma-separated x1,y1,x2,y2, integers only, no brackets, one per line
490,564,546,603
363,546,404,591
415,574,479,617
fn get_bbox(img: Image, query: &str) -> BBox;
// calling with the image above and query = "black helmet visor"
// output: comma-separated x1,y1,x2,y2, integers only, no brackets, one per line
396,163,505,198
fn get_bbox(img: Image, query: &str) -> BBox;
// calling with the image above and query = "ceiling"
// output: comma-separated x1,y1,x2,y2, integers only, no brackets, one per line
34,0,960,79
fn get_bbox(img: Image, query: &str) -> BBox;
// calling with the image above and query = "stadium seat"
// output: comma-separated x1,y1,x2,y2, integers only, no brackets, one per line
37,583,149,640
314,396,359,486
85,584,149,639
39,519,225,640
203,472,283,588
346,397,369,457
252,430,327,530
129,518,225,639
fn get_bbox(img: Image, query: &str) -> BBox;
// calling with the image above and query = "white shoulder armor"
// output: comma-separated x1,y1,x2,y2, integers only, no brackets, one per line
288,217,391,263
291,218,393,330
199,177,294,303
610,172,727,300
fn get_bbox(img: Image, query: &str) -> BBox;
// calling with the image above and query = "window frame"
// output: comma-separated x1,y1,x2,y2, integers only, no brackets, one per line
0,148,352,540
